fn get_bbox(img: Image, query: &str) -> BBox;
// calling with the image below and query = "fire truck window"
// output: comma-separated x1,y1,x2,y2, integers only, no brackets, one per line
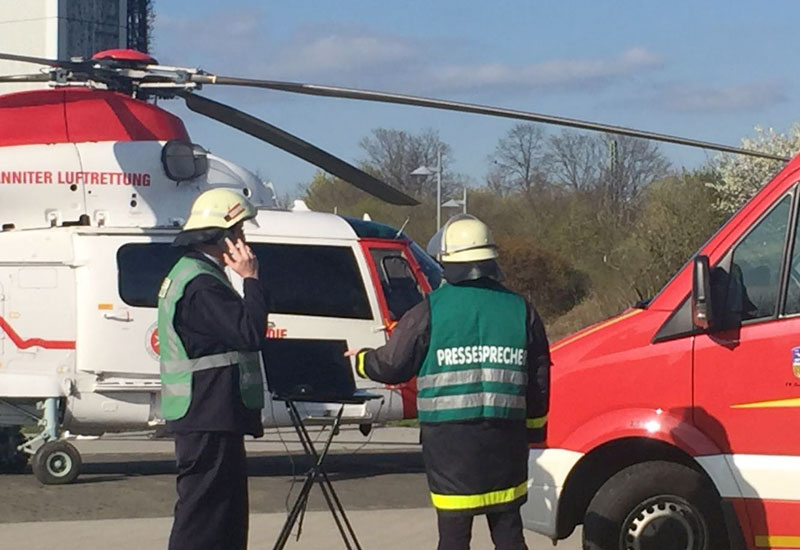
729,195,790,320
250,243,371,319
118,243,182,307
369,249,424,320
783,199,800,315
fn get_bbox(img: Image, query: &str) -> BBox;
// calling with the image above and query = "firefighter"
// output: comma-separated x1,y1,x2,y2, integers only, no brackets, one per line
158,188,268,550
349,214,550,550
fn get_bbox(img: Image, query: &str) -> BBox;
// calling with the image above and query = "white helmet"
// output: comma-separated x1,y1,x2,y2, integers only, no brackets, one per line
426,214,498,263
182,188,258,231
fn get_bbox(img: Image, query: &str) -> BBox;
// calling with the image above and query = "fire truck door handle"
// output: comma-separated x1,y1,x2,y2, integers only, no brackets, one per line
104,309,133,322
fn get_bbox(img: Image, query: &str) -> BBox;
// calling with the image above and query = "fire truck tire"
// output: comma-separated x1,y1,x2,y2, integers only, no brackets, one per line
583,461,728,550
32,441,81,485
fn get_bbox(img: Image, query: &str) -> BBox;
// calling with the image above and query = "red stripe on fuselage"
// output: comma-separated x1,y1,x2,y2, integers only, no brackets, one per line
0,315,75,350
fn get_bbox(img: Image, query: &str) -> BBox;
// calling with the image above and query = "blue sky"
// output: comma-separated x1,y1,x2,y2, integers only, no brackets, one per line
151,1,800,199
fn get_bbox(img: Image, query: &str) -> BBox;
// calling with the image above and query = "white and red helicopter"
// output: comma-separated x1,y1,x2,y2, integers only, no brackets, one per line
0,49,783,485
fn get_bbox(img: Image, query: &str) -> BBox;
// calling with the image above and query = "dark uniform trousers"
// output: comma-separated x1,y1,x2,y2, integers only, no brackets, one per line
437,509,527,550
168,432,249,550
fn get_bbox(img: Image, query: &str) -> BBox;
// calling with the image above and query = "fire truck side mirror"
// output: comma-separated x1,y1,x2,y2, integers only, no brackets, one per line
161,140,209,182
692,255,714,331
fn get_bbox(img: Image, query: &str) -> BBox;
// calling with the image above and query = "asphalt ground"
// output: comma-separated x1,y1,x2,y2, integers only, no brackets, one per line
0,427,582,549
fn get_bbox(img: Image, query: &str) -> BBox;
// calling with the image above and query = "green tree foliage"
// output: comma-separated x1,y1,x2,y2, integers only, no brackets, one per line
613,170,728,299
304,172,438,244
496,234,589,318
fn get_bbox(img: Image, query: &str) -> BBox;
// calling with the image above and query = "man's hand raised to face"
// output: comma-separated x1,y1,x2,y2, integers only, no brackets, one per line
223,237,259,280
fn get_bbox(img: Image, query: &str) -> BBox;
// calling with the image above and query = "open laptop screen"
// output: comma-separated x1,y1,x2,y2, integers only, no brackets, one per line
262,339,356,402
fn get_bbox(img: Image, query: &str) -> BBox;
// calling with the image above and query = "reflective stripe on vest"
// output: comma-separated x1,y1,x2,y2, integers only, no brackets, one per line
157,256,264,420
417,392,526,412
417,367,528,391
430,481,528,511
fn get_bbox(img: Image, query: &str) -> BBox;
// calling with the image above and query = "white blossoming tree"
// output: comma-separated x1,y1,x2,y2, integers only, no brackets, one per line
709,124,800,213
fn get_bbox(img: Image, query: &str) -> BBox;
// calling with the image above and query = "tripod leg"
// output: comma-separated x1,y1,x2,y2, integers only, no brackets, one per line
273,470,317,550
318,468,362,550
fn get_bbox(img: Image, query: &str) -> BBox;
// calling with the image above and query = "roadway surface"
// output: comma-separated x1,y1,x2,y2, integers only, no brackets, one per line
0,426,582,549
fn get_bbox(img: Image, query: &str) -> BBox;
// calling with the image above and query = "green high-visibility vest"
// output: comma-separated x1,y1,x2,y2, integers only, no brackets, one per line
418,281,528,423
157,256,264,421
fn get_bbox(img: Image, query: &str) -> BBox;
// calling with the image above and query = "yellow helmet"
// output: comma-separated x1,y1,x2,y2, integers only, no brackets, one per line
427,214,498,263
182,188,257,231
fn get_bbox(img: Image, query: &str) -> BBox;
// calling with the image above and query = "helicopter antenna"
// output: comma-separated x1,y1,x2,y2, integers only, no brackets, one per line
395,217,411,238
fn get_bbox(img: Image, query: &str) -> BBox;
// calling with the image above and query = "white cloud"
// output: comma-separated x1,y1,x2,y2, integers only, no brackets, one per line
269,34,418,77
152,12,660,98
659,82,787,113
420,47,662,94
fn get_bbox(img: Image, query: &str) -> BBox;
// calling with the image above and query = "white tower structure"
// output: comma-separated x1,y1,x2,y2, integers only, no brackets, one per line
0,1,130,94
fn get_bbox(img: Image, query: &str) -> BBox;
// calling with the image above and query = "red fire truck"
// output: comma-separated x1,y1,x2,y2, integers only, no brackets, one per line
522,156,800,548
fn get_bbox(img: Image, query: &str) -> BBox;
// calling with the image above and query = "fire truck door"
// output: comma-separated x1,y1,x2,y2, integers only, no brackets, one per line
74,235,172,377
693,191,800,535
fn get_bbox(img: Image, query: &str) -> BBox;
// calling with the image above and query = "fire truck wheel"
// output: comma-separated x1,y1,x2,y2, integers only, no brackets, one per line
32,441,82,485
583,461,728,550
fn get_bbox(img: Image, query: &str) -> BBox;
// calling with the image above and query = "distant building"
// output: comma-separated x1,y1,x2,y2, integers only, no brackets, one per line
0,0,153,94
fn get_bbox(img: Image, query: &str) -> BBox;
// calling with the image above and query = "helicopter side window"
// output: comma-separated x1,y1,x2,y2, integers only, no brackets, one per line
250,243,372,319
117,243,372,320
118,244,183,307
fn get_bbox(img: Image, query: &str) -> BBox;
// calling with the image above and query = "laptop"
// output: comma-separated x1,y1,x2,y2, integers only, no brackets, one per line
262,338,367,403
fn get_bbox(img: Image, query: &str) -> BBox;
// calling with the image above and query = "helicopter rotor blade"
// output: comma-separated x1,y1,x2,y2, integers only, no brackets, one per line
181,92,419,206
0,73,50,83
0,52,85,70
193,75,790,162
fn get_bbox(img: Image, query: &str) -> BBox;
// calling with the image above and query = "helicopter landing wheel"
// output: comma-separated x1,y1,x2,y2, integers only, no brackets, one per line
32,440,81,485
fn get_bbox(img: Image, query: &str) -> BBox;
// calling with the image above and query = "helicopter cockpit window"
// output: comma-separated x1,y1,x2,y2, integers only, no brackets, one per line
369,249,425,320
161,140,209,182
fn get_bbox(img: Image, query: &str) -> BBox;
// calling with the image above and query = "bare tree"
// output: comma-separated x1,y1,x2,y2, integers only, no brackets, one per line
598,134,671,218
358,128,458,198
546,131,603,191
486,123,549,195
544,130,670,219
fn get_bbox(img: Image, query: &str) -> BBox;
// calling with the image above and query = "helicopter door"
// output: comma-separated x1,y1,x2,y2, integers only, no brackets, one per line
74,233,176,377
361,240,433,418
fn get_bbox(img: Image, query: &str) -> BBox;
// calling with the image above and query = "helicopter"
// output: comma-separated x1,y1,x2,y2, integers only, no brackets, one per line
0,48,785,492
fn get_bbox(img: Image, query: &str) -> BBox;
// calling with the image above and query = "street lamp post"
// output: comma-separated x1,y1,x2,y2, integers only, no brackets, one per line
411,147,443,231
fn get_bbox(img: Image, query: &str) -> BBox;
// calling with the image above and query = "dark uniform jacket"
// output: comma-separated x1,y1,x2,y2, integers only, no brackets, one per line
360,278,550,516
166,251,268,437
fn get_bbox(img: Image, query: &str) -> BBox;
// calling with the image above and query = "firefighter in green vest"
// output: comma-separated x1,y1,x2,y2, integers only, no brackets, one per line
159,188,268,550
349,214,550,550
